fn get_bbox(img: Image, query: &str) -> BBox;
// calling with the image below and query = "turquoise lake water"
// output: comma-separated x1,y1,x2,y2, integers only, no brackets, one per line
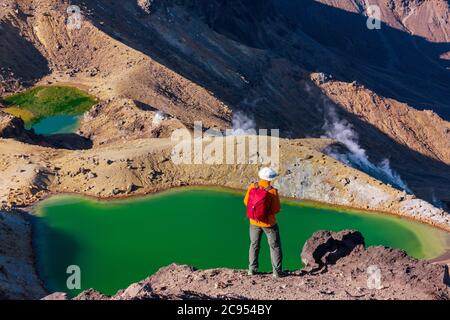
28,115,81,135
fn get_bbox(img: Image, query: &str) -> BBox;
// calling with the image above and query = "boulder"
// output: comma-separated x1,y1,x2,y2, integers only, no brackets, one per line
0,111,28,139
137,0,153,14
73,289,108,300
301,229,365,272
41,292,68,300
118,282,154,300
86,171,97,179
126,183,138,194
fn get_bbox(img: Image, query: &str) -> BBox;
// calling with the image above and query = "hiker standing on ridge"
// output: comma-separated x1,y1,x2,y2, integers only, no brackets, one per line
244,167,284,278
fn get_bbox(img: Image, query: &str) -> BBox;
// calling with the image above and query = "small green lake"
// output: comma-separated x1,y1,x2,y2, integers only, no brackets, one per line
1,86,96,135
32,188,450,297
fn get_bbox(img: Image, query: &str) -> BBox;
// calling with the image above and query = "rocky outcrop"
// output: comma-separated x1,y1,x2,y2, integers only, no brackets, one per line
41,292,67,300
78,98,187,146
312,76,450,205
0,111,34,142
137,0,153,14
314,0,450,43
45,230,449,300
73,289,109,300
300,230,365,272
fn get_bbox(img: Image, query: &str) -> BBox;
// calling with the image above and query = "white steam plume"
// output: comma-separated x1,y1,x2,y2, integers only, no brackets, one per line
322,105,412,193
152,111,167,127
231,111,256,135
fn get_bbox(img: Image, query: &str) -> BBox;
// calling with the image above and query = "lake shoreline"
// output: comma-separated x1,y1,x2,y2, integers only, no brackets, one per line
31,186,450,255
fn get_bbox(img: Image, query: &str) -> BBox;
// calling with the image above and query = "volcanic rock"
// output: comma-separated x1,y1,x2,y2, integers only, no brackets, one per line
301,230,365,272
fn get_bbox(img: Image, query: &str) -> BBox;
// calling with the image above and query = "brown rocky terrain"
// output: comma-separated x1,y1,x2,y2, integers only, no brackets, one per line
0,110,35,142
42,230,450,300
313,0,450,43
0,0,450,300
311,75,450,201
1,0,449,204
312,75,450,166
78,98,187,146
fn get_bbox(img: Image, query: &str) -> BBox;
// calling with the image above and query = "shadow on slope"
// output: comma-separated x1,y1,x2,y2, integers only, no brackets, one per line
276,0,450,120
0,22,49,90
71,0,450,122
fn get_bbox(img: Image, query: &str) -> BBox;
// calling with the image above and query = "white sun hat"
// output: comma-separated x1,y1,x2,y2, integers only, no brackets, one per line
258,167,278,181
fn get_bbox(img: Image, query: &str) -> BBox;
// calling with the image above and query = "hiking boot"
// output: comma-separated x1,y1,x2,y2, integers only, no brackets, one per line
272,271,286,279
248,269,257,276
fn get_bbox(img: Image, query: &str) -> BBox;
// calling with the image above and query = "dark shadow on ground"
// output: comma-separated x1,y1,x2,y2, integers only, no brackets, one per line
276,0,450,120
134,100,160,112
0,22,50,91
44,133,93,150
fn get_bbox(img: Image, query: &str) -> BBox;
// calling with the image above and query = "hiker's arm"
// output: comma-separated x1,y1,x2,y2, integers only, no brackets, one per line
273,191,281,214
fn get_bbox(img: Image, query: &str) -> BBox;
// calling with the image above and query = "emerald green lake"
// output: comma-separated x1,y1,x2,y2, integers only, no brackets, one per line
2,85,96,135
32,188,450,297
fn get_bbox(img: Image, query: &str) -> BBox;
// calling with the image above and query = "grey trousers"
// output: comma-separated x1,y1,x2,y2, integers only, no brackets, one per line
249,224,283,274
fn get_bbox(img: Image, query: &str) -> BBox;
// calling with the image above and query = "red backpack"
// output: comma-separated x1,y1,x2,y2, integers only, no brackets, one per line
246,182,273,222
